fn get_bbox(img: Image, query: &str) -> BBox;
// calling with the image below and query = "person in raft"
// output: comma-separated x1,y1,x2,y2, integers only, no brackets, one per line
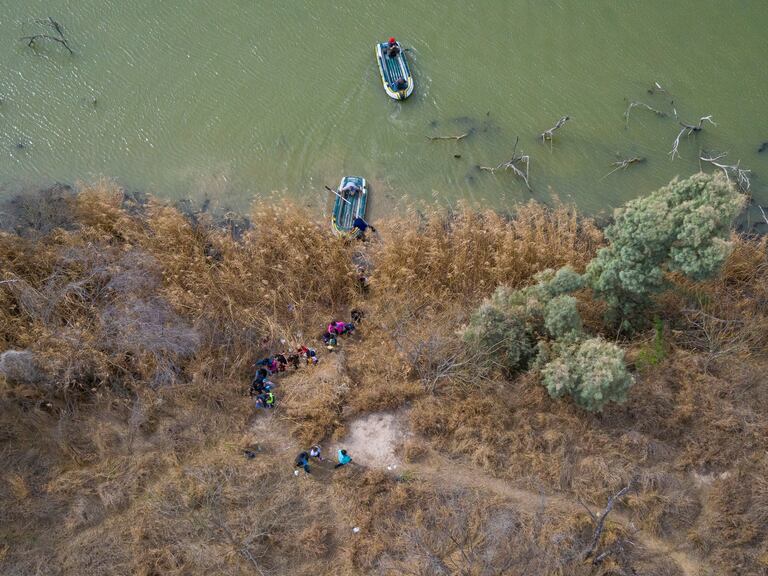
341,181,360,196
387,37,400,58
394,76,408,91
334,448,353,469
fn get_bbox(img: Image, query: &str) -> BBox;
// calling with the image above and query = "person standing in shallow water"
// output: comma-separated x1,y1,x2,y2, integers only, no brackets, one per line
334,448,352,469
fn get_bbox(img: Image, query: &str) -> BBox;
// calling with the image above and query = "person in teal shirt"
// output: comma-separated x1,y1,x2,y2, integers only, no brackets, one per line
334,449,352,469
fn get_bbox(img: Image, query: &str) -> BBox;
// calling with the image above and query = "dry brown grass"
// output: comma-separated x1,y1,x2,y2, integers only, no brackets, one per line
1,182,766,575
280,351,352,445
371,200,603,310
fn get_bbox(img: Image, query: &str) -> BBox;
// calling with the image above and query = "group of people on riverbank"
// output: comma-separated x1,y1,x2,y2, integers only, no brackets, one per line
249,345,319,408
248,317,361,477
249,316,359,407
321,319,356,351
295,445,353,475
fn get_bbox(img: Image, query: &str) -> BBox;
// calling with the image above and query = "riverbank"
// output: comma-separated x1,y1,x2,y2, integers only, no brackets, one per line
1,180,767,575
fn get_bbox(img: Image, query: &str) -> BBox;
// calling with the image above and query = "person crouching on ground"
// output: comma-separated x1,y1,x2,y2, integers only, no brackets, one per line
295,451,311,474
255,390,275,409
323,332,337,351
334,449,352,469
352,216,376,241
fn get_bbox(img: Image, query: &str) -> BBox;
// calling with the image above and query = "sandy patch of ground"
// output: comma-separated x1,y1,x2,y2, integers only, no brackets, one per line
332,410,410,469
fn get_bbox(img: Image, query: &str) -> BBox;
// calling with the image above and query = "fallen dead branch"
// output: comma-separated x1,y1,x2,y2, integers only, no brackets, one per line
600,156,645,180
21,17,73,55
624,101,667,128
540,116,570,142
21,34,73,54
479,136,532,190
699,152,751,191
679,308,752,371
758,204,768,226
427,132,469,142
681,115,717,133
582,485,631,561
669,115,716,160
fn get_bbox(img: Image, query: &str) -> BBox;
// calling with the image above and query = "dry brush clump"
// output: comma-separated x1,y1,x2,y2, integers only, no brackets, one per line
0,181,363,575
279,350,352,445
329,467,671,575
665,235,768,371
370,200,603,310
2,181,768,575
406,233,768,573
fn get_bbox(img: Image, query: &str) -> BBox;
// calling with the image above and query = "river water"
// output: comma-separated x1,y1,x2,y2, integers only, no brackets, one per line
1,1,766,216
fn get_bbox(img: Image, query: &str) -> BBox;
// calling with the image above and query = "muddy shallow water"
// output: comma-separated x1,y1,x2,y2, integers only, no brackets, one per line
1,1,766,218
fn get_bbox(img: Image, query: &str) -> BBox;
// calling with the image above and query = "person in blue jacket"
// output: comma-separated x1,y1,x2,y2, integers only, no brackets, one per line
295,451,311,474
352,216,376,241
334,448,352,469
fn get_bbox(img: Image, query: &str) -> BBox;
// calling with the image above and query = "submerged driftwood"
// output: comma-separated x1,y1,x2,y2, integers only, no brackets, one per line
20,17,73,55
480,136,532,190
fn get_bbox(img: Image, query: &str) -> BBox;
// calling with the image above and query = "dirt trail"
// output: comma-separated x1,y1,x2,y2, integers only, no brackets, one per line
407,454,708,576
336,410,708,576
249,409,709,576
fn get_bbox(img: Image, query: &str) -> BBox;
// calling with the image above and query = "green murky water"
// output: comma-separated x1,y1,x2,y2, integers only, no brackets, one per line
1,1,767,218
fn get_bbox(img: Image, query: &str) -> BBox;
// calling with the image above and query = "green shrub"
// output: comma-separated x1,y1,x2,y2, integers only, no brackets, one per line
537,266,585,298
544,295,582,339
463,268,586,375
541,337,634,411
462,292,534,372
587,172,745,321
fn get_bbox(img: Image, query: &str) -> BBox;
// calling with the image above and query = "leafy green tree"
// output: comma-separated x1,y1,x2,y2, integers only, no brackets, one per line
541,337,633,411
464,174,741,411
587,172,745,319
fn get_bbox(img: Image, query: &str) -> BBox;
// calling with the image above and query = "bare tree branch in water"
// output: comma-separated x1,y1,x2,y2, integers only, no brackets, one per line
480,136,532,190
757,204,768,227
427,132,469,141
669,127,687,160
699,152,751,192
647,81,668,95
540,116,570,142
600,156,645,180
681,115,717,133
669,115,716,160
624,101,667,128
21,17,73,55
